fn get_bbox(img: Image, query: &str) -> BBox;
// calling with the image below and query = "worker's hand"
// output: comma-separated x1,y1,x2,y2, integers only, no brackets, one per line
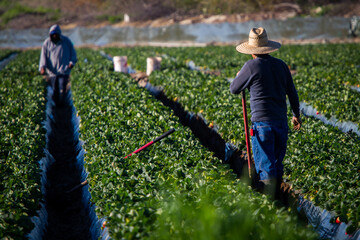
40,67,46,75
68,62,74,69
292,116,302,130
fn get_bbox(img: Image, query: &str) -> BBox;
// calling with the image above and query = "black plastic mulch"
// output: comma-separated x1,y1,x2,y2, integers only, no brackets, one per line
42,88,94,240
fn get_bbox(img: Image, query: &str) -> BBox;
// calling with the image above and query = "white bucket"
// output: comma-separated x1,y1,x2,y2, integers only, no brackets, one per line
113,56,128,73
124,14,130,23
146,57,162,76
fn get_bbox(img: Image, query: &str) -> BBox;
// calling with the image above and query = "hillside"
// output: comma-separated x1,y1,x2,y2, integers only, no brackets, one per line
0,0,359,30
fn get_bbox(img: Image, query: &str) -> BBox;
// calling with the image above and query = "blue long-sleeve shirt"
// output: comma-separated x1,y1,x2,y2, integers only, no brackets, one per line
230,55,300,122
39,25,77,76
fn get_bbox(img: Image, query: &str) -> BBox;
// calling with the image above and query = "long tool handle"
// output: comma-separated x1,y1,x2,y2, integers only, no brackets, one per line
242,91,252,178
124,128,175,159
66,180,88,194
153,128,175,143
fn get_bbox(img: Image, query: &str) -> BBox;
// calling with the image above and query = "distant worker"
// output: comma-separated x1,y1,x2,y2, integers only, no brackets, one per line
39,24,77,93
349,16,360,37
230,27,302,194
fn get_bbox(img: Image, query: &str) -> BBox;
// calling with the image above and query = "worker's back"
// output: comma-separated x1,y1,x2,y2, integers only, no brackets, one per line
231,54,298,122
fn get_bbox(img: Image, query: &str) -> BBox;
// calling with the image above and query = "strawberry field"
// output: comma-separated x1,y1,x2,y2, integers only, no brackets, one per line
103,44,360,231
0,50,45,238
70,49,315,239
1,43,359,239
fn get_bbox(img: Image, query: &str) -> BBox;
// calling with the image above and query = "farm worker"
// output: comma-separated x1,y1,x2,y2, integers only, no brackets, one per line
230,27,302,191
39,24,77,92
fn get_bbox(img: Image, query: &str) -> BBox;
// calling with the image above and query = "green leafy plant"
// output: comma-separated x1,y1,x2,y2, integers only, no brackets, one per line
2,43,359,238
70,48,316,239
0,49,18,61
103,44,360,230
0,50,46,239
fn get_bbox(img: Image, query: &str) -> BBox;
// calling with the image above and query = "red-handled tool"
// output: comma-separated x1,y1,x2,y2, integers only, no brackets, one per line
66,129,175,193
242,91,252,178
124,128,175,159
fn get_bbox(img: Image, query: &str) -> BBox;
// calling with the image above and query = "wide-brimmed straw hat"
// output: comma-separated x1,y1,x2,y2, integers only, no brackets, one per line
236,27,281,54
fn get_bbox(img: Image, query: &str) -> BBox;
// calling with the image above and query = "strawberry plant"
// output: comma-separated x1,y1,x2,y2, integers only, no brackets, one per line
70,48,316,239
2,43,358,238
0,49,18,61
142,47,360,230
105,44,360,126
0,50,45,239
276,44,360,124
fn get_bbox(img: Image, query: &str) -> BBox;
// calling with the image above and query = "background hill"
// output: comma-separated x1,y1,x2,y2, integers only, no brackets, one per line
0,0,359,29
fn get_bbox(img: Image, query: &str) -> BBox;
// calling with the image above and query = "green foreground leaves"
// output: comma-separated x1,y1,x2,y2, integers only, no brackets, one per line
2,43,359,238
71,48,316,239
0,50,45,239
104,44,360,230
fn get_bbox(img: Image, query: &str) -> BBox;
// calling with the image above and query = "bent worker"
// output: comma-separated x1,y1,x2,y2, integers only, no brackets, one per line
230,27,302,193
39,24,77,93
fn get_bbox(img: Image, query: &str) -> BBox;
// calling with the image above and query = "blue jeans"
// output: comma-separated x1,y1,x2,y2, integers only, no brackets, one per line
49,75,69,93
49,75,70,105
251,120,288,181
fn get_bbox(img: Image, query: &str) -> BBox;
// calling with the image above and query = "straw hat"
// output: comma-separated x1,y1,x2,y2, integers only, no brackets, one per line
236,27,281,54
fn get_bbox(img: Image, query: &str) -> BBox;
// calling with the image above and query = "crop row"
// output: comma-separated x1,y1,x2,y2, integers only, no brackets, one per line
104,43,360,126
0,49,18,61
285,44,360,124
102,46,360,231
0,50,45,239
150,67,360,230
2,44,358,238
70,48,317,239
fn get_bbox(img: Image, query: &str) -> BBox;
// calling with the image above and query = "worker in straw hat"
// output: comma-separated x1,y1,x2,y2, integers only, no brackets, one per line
230,27,302,196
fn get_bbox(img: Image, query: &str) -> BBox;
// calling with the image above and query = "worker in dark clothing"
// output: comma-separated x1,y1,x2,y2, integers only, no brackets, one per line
230,27,302,192
39,24,77,94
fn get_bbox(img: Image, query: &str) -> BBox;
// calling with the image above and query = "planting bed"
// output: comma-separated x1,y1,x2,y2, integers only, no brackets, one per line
70,48,317,239
0,50,19,71
0,50,45,239
104,44,360,233
150,67,360,234
280,44,360,125
0,49,18,61
104,44,360,126
1,43,359,239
